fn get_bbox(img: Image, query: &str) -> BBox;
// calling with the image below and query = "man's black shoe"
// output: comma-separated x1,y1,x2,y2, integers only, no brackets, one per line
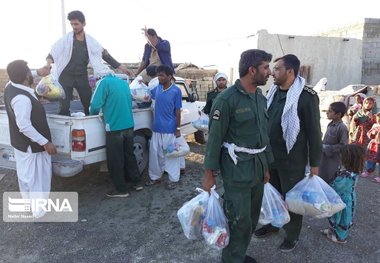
243,255,257,263
254,225,279,238
279,239,298,252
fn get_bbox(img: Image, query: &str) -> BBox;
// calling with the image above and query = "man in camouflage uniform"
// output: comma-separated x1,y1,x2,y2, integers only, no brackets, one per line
254,54,322,252
202,49,273,263
203,72,228,115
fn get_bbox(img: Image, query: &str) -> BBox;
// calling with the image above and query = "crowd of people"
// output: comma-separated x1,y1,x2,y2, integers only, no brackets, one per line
2,9,377,263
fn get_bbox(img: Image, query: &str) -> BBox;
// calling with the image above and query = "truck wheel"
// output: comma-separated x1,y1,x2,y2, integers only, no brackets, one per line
194,130,207,144
134,135,149,175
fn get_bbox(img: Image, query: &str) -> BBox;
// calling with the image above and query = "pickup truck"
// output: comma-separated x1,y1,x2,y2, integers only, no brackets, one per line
0,75,206,177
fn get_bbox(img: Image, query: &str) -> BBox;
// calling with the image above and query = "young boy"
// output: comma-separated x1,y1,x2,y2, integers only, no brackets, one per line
319,102,349,184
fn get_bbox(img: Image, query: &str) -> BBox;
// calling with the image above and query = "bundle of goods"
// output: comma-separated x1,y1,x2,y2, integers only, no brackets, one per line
201,187,229,250
259,183,290,227
177,188,209,240
129,76,152,104
286,175,346,218
35,75,65,100
165,136,190,158
192,112,209,132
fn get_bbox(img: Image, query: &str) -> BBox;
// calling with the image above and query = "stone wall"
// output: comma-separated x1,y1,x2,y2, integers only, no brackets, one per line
175,68,217,101
362,18,380,85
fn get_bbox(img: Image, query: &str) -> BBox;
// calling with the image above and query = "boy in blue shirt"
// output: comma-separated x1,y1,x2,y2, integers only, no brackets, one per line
146,65,182,190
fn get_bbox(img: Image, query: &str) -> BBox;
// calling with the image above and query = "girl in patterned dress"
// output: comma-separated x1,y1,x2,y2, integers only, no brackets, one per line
321,144,365,243
349,97,376,146
362,112,380,177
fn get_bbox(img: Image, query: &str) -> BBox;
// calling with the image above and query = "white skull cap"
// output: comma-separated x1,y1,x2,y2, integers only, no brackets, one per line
213,72,228,83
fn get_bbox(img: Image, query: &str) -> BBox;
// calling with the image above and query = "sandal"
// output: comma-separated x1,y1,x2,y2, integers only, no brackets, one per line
372,177,380,183
361,172,371,178
133,184,144,191
145,178,162,186
323,230,347,244
166,181,178,190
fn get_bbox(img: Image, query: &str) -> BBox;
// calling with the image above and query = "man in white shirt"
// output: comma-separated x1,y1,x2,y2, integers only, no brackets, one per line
4,60,56,218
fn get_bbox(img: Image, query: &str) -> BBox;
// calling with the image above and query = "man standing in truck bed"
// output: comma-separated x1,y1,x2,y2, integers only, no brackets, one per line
135,28,174,83
45,10,132,116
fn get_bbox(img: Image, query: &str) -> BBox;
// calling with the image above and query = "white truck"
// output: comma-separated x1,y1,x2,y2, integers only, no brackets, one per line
0,76,206,177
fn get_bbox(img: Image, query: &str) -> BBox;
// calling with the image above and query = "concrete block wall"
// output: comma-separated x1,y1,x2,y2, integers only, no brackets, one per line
193,77,214,101
257,30,363,92
362,18,380,85
175,68,217,101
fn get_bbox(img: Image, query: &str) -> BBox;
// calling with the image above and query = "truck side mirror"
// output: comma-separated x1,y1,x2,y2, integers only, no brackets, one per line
189,92,198,102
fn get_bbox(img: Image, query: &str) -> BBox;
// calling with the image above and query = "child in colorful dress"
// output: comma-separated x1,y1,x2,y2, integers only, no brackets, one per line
319,102,349,184
349,97,376,146
347,93,366,121
321,144,365,243
362,112,380,178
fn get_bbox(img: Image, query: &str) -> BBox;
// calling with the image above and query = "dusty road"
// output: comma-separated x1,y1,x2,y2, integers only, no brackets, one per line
0,136,379,263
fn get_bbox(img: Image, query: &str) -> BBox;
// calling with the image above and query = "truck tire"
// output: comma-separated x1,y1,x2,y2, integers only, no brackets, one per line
194,130,207,144
134,135,149,175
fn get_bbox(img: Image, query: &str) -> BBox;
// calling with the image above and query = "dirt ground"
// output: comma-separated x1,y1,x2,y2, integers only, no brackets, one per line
0,135,379,263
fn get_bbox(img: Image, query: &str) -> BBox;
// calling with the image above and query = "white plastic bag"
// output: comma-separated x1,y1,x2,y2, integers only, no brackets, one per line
148,77,159,89
177,188,209,240
286,175,346,218
202,186,230,250
192,112,209,132
259,183,290,228
129,76,152,103
35,75,65,100
165,136,190,158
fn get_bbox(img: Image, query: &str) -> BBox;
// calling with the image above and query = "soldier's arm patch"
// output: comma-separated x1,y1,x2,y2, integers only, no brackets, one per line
212,109,221,120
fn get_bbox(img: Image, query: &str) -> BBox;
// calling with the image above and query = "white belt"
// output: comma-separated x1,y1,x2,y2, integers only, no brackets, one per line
222,142,266,165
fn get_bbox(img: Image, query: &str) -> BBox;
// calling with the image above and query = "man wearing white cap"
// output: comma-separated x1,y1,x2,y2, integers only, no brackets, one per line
203,72,228,114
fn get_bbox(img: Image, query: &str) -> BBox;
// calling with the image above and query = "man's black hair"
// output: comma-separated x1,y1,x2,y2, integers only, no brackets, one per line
274,54,300,77
147,28,157,37
67,10,85,23
330,101,347,118
7,60,29,84
239,49,272,77
146,65,158,77
156,64,173,76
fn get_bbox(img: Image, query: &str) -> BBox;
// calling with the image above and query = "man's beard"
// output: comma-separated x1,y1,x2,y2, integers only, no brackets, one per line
74,28,84,35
